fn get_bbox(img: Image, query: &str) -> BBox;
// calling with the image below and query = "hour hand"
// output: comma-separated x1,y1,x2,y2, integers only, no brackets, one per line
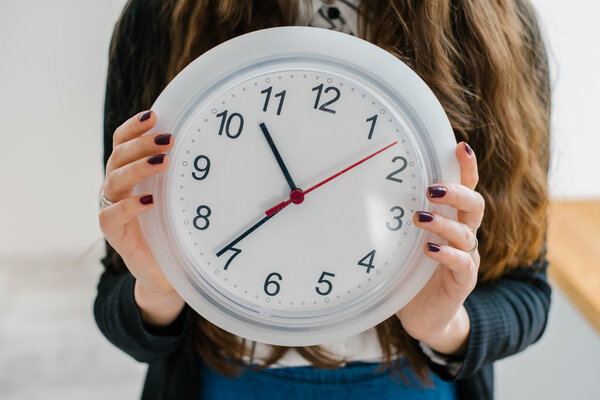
259,122,299,191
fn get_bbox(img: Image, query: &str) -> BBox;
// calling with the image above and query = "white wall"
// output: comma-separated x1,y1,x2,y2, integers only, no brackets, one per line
0,0,128,256
0,0,598,253
530,0,600,200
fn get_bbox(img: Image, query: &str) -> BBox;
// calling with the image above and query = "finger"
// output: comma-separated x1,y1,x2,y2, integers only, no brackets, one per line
99,194,154,233
456,142,478,190
103,154,169,202
107,132,173,172
112,110,157,149
414,211,476,251
425,243,478,289
426,183,485,229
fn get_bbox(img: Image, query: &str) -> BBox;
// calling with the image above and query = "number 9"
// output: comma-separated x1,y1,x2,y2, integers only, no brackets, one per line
192,155,211,180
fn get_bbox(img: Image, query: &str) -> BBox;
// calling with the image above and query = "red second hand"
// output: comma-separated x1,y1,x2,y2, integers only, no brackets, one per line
265,141,398,216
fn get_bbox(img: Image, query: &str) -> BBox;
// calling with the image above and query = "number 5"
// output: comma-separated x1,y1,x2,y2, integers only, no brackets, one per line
315,271,335,296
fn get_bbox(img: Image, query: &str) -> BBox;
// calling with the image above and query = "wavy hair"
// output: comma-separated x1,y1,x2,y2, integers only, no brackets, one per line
107,0,550,382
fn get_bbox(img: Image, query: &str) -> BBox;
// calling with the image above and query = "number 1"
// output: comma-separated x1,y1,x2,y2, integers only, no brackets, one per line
366,114,377,140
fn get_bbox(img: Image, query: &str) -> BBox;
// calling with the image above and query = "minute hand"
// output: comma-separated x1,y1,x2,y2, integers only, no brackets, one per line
265,141,398,217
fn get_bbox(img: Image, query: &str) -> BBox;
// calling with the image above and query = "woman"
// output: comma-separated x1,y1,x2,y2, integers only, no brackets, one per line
95,1,551,399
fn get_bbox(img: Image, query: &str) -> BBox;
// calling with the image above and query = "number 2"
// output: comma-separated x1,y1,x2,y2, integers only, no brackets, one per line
386,156,407,183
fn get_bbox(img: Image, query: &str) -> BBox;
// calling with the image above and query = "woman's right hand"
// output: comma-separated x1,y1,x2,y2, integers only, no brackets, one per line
99,111,185,326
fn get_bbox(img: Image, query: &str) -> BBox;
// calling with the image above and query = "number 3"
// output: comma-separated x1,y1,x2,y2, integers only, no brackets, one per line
386,206,404,231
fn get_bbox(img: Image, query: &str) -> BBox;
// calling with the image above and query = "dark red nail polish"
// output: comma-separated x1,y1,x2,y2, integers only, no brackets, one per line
154,134,171,145
428,186,447,198
148,154,165,165
139,111,152,122
428,243,441,252
140,195,153,205
417,211,434,223
465,142,473,155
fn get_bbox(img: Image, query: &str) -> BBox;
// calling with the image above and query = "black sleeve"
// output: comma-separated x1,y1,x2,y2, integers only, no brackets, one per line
95,0,189,363
94,272,190,363
426,257,551,381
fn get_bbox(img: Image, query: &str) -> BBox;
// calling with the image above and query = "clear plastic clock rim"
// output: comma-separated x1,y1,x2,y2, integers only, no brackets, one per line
135,27,460,346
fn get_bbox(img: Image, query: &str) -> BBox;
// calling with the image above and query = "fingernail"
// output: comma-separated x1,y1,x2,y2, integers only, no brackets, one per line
428,243,441,253
416,211,434,223
139,110,152,122
148,154,165,165
140,195,153,205
154,134,171,145
428,186,447,198
465,142,473,156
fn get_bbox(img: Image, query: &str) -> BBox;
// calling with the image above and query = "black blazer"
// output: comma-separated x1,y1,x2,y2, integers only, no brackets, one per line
95,1,552,399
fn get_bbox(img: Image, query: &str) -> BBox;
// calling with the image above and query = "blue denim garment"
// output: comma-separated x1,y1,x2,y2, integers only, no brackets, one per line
200,360,456,400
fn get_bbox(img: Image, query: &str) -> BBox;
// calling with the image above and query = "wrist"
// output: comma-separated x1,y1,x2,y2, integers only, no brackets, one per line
134,280,185,328
418,306,471,357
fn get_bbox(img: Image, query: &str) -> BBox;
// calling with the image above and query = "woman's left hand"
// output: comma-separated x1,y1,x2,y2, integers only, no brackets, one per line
395,142,484,356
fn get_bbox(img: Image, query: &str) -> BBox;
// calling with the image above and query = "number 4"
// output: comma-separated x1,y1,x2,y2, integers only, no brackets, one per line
358,250,376,273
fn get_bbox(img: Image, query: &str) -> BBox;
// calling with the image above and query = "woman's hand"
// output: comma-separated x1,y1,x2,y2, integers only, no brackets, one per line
99,111,185,327
396,142,484,356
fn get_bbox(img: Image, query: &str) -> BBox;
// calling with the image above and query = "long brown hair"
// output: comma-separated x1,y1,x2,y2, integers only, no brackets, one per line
107,0,550,382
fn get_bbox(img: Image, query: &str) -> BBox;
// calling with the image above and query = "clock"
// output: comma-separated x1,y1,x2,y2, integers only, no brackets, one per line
134,27,459,346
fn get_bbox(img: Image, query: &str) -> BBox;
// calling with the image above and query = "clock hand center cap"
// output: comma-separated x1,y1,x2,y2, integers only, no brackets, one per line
290,189,305,205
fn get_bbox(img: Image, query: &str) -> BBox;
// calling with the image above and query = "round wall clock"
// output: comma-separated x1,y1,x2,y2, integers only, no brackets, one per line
135,27,460,346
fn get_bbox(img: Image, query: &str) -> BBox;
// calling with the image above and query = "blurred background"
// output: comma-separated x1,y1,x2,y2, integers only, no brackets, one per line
0,0,599,398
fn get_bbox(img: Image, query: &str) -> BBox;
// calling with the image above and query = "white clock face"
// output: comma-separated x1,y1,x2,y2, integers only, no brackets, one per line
135,27,459,346
169,69,424,314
